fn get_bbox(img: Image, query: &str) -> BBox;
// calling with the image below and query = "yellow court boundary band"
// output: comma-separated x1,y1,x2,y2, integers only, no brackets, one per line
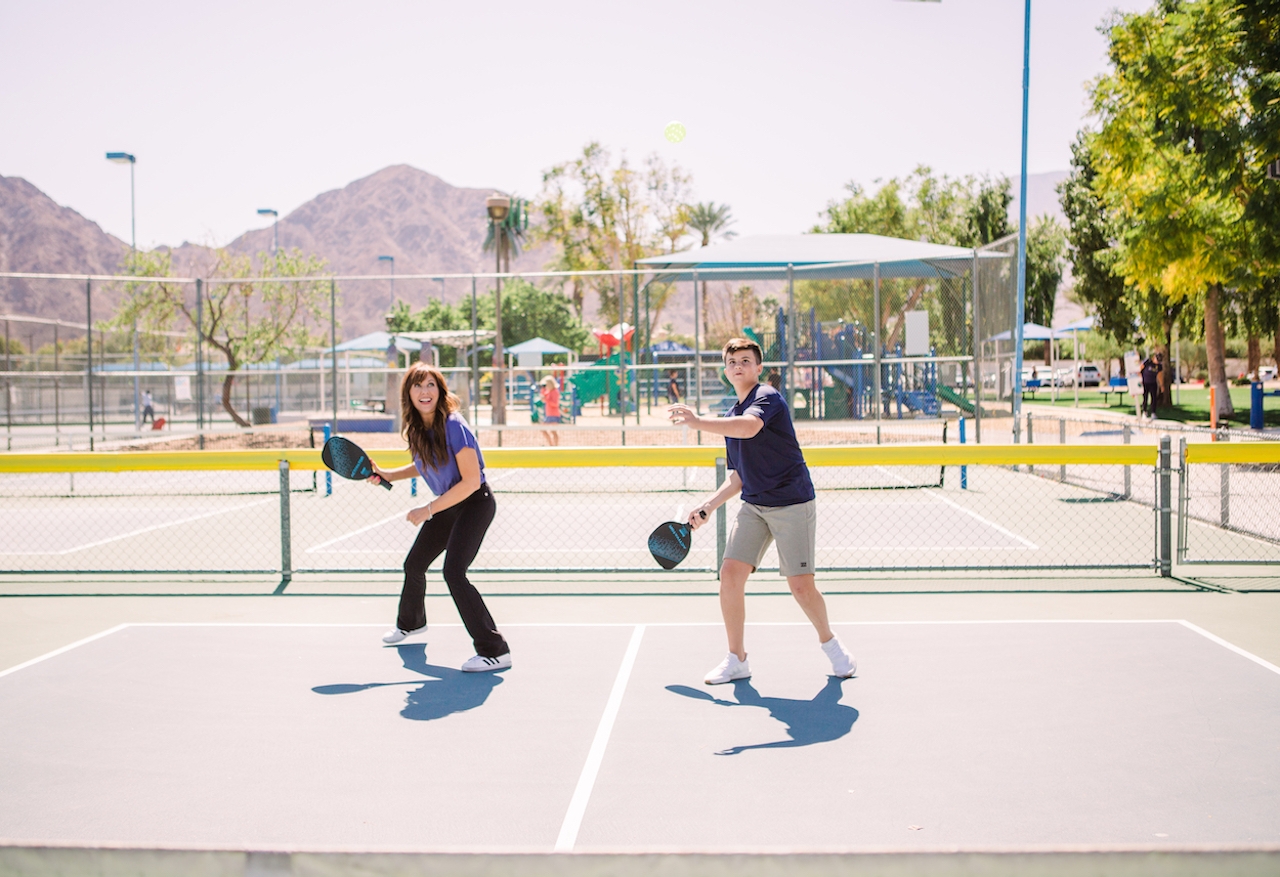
0,443,1223,473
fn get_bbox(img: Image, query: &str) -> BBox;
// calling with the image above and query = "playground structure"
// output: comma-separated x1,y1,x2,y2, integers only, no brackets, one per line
0,233,1018,442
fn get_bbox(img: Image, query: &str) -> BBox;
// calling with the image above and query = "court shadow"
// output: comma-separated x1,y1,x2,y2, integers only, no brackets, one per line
666,676,857,756
311,643,503,722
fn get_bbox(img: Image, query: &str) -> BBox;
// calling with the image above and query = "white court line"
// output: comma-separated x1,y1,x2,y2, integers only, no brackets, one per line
0,497,275,556
875,466,1038,549
555,623,646,853
1177,620,1280,676
305,511,409,553
0,624,129,679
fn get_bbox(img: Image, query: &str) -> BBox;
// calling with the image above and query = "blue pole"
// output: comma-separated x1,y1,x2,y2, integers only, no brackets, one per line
1012,0,1031,443
959,415,968,490
323,423,332,497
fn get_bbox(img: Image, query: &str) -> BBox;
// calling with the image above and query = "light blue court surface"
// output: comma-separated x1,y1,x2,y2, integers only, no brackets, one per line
0,620,1278,853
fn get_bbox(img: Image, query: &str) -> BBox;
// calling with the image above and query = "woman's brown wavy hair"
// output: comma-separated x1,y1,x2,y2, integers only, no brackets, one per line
400,362,459,471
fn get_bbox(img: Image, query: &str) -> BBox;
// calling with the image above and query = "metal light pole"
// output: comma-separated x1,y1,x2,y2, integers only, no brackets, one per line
485,195,510,425
257,208,279,254
1012,0,1032,442
106,151,140,432
378,255,395,312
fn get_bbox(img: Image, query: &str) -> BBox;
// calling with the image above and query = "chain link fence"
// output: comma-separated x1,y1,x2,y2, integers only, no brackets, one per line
1,444,1236,582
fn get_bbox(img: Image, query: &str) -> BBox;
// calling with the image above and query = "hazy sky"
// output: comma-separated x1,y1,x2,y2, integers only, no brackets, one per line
1,0,1150,252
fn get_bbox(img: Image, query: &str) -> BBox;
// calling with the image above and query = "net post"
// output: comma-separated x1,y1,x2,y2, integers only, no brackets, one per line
959,415,968,490
715,457,727,571
276,459,293,593
1026,411,1034,476
1157,436,1172,577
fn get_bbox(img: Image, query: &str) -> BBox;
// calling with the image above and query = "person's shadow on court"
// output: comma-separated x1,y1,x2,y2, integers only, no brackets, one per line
312,643,503,721
666,677,857,756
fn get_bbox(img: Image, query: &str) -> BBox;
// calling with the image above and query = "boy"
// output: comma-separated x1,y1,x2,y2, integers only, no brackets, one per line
667,338,856,684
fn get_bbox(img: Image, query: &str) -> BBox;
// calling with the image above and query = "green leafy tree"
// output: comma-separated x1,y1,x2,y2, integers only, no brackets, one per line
113,248,331,426
533,143,695,340
1087,0,1280,415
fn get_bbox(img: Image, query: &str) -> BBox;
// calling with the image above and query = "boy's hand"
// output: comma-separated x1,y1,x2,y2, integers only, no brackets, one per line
667,404,700,428
688,506,710,530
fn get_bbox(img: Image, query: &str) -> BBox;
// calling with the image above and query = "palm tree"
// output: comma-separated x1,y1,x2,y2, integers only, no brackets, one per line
686,202,736,343
483,195,528,425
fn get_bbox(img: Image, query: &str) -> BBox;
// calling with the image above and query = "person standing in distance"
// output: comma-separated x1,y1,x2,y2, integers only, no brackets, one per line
667,338,855,684
1140,351,1163,418
369,362,511,672
141,389,155,424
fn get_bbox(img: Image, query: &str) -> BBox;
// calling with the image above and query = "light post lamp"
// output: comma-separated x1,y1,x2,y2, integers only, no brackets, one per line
106,151,141,432
378,255,395,312
1012,0,1033,442
484,195,510,425
257,208,279,254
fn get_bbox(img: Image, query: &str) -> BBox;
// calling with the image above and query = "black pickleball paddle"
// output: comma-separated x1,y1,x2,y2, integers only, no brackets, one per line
648,510,706,569
322,436,393,490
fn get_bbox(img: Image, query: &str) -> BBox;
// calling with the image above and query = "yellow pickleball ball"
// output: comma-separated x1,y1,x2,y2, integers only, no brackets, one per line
664,121,686,143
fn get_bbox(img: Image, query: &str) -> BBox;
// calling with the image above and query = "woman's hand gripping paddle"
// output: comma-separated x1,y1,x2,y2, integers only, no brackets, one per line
648,510,707,570
322,436,393,490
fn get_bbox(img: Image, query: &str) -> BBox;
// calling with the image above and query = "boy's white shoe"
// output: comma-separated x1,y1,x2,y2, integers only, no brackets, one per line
382,625,427,644
822,635,857,678
704,652,751,685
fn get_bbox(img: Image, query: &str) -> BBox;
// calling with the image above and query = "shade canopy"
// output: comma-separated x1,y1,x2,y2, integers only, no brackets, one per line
506,336,572,355
636,234,982,281
333,331,421,353
1054,316,1096,333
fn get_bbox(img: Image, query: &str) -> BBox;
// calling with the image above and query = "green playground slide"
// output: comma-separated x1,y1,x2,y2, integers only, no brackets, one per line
935,383,977,415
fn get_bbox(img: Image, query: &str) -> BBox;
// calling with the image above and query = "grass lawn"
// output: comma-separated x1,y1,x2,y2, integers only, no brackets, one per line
1024,384,1280,429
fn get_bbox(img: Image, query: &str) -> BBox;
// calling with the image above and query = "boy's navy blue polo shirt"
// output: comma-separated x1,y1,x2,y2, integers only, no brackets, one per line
724,383,815,507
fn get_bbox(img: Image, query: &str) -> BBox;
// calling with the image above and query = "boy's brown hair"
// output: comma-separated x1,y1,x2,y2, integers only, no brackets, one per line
722,337,763,364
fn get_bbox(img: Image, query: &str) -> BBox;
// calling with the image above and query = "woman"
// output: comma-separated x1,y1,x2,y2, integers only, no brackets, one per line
539,374,562,447
369,362,511,672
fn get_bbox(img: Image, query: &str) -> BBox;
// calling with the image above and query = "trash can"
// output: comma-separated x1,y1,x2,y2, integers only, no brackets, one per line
252,406,273,425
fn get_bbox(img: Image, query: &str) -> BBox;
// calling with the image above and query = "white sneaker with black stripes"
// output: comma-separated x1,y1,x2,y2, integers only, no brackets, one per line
461,653,512,672
382,625,427,644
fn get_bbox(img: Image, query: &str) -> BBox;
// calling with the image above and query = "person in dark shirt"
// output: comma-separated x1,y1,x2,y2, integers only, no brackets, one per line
1140,352,1163,418
667,370,681,404
667,338,856,685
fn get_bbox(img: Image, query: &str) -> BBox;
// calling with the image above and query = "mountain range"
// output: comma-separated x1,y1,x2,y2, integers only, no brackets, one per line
0,165,549,339
0,166,1075,341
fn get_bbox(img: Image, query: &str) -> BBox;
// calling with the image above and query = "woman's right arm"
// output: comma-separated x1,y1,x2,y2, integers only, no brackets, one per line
369,461,418,484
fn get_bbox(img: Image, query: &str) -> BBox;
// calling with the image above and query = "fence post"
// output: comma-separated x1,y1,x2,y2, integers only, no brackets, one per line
277,459,293,593
959,415,968,490
1177,437,1188,562
1025,411,1033,475
1219,430,1230,529
323,423,332,497
715,457,727,571
1123,423,1131,499
1059,414,1070,481
1158,436,1171,578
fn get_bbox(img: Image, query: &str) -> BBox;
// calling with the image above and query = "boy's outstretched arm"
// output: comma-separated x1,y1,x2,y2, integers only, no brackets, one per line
667,404,763,439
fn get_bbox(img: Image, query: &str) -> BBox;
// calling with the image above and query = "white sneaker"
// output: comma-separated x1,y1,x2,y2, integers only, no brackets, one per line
461,653,512,672
704,652,751,685
822,635,857,678
381,625,427,644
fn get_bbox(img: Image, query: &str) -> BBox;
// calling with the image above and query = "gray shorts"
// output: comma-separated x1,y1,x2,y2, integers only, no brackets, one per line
723,499,817,577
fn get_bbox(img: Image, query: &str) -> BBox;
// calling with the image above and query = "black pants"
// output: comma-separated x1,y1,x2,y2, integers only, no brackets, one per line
397,483,508,658
1142,382,1158,415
